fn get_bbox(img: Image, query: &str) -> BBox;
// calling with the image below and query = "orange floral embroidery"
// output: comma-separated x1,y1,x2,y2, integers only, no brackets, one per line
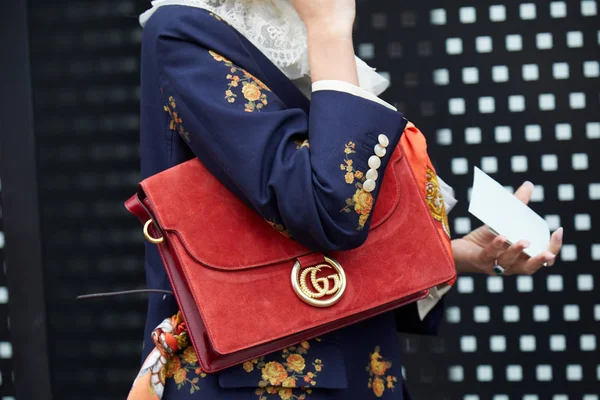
245,341,321,399
426,168,451,237
165,346,207,394
163,95,190,142
340,141,372,230
366,346,397,398
295,139,310,149
266,218,293,239
209,50,271,112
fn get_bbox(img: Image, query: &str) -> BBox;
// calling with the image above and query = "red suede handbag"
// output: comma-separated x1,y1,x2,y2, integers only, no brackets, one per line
125,124,456,373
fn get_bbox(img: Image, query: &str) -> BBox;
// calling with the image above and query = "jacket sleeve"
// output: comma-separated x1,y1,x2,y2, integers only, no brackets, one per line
155,20,407,252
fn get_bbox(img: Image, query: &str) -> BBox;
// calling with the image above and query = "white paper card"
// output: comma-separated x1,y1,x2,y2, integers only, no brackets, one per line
468,167,550,257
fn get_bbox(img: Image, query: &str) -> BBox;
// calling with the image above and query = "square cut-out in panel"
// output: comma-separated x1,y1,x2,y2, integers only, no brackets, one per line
495,126,511,142
558,184,575,201
522,64,539,80
446,38,463,54
462,67,479,84
587,122,600,138
520,3,537,19
481,157,498,173
580,334,596,351
537,365,553,381
593,244,600,260
503,305,520,322
449,365,464,382
533,305,550,321
492,65,509,82
575,214,591,230
476,36,493,53
572,153,589,170
474,306,491,322
564,304,580,321
569,92,586,109
454,217,471,234
358,43,374,59
490,5,507,21
417,40,432,57
531,185,545,202
511,155,528,172
493,396,509,400
541,154,558,171
545,214,561,230
582,0,598,16
490,335,506,352
430,9,446,25
487,276,503,293
452,157,469,174
465,127,482,144
537,33,553,49
566,364,583,381
479,97,495,113
446,306,461,323
433,69,449,85
547,275,563,291
436,128,452,145
449,98,466,115
525,125,542,141
520,335,536,351
555,123,572,140
506,365,523,381
517,276,533,292
460,7,477,23
567,31,584,47
461,336,477,352
550,334,566,351
388,42,403,59
371,13,387,29
577,274,594,291
506,34,523,51
477,365,493,382
553,62,569,79
458,276,474,293
590,183,600,199
539,94,556,110
509,95,526,112
553,395,568,400
550,1,567,18
561,244,577,261
584,61,600,77
401,11,417,27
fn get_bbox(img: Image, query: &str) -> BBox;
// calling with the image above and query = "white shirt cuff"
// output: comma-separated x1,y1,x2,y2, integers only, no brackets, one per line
417,283,453,320
311,80,398,111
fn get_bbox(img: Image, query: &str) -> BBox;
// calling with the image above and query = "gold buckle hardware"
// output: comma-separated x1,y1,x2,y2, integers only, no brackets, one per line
143,219,164,244
291,256,346,307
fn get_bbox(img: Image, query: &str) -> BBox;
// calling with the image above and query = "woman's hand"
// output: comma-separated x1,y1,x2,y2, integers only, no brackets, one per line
452,181,564,276
290,0,356,35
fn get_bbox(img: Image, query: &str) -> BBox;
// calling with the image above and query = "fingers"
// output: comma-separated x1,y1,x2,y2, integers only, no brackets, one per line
519,251,556,275
545,227,564,266
514,181,534,205
480,235,509,264
498,240,530,269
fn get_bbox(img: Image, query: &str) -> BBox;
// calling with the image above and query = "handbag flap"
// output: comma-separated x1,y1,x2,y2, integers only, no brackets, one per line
140,146,403,271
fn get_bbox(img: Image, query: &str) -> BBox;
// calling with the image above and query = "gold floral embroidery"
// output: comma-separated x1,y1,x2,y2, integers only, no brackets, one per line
340,141,372,230
244,341,321,399
209,50,271,113
425,168,451,237
165,346,207,395
163,95,190,142
266,218,293,239
209,12,222,21
295,139,310,149
366,346,397,398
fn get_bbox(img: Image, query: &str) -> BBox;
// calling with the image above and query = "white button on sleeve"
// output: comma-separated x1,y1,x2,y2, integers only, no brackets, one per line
378,134,389,148
363,179,376,192
374,144,386,157
368,155,381,169
366,169,378,181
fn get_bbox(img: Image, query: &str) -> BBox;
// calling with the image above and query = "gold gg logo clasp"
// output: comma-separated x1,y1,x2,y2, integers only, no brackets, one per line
291,256,346,307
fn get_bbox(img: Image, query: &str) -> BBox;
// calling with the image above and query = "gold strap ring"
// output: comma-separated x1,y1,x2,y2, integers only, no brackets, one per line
143,219,164,244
